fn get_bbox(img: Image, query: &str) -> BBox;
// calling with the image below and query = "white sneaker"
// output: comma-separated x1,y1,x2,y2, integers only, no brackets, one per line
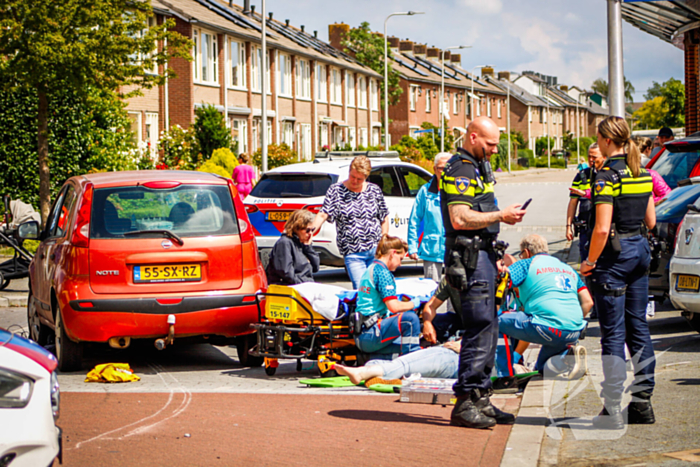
567,345,588,380
646,300,655,318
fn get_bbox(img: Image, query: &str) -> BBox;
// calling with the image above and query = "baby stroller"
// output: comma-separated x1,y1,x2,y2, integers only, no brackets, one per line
0,196,38,290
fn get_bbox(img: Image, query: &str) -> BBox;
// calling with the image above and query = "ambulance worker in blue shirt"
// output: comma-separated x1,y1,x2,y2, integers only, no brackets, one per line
355,235,422,359
499,234,593,378
407,152,452,282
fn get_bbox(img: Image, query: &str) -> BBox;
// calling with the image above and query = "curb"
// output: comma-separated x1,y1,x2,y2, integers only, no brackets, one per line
0,295,27,308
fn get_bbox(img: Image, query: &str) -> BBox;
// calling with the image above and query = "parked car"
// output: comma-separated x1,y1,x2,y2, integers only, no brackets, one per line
0,328,61,466
669,198,700,334
649,181,700,301
21,171,267,372
245,151,433,267
647,134,700,189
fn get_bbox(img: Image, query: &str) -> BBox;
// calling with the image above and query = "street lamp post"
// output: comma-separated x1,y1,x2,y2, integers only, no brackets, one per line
384,11,424,149
441,45,471,153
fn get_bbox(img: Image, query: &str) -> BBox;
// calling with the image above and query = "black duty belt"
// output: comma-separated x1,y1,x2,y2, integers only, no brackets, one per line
618,228,642,239
445,236,495,251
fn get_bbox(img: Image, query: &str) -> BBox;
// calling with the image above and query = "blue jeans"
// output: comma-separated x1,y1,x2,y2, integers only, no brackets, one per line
499,311,581,372
453,250,499,397
345,248,377,290
591,236,655,400
355,311,421,359
366,346,459,379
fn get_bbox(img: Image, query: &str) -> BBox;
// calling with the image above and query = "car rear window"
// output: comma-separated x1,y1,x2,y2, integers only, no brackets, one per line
653,148,700,189
250,173,337,198
90,185,238,239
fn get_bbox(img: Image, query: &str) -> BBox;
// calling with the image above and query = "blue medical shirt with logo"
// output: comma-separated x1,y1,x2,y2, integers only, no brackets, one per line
357,260,398,317
508,254,587,331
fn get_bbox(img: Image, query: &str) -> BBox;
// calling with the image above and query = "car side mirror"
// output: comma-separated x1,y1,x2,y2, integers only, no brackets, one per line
17,221,40,240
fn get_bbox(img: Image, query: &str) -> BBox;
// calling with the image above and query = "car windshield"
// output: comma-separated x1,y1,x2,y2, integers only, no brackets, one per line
90,185,238,239
652,148,700,189
250,173,337,198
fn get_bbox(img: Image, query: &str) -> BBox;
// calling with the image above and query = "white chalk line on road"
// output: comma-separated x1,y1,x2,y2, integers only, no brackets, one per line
71,362,192,449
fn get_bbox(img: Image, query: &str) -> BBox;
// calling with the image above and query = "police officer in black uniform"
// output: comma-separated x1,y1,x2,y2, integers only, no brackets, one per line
566,143,605,318
440,117,526,429
581,116,656,430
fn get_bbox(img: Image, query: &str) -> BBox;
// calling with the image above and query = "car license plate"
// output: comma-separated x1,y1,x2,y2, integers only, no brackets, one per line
676,274,700,292
266,211,291,222
134,264,201,283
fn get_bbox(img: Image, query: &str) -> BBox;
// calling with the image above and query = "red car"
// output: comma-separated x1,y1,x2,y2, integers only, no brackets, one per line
22,171,266,371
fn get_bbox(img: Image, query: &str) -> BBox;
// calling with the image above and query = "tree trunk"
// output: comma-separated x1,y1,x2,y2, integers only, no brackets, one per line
37,89,51,227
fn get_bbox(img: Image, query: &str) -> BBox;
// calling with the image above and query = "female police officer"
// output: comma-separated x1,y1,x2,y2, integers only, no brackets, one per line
580,116,656,430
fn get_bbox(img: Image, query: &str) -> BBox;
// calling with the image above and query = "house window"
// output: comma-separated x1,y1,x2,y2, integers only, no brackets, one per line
282,121,294,146
409,85,418,111
360,128,368,148
358,77,367,109
497,99,502,119
278,53,292,96
348,127,356,149
318,123,329,149
316,63,327,102
229,39,246,88
466,95,472,117
486,97,492,117
232,119,248,155
426,89,432,113
145,112,159,159
370,80,379,111
331,69,342,105
295,58,311,99
476,98,481,116
346,72,355,107
251,46,270,93
372,127,380,147
193,28,218,84
453,93,460,115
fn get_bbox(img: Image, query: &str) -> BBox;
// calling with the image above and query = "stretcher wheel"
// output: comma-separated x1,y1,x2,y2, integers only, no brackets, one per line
0,272,8,291
320,369,338,378
265,365,277,376
296,359,303,372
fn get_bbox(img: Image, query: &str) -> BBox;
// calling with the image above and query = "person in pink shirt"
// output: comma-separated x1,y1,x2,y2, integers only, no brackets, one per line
648,169,671,204
232,153,257,200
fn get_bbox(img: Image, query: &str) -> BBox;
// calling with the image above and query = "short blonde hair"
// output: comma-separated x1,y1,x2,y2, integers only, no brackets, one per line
375,234,408,258
350,155,372,177
283,209,315,237
520,234,549,255
238,153,250,164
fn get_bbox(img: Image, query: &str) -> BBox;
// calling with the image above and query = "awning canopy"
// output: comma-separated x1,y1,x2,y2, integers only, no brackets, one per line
622,0,700,49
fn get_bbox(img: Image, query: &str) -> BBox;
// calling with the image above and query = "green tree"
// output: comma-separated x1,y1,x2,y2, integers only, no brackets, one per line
640,78,685,128
341,22,403,110
252,143,297,170
193,105,232,160
0,1,190,223
591,77,635,103
421,121,454,155
535,136,556,157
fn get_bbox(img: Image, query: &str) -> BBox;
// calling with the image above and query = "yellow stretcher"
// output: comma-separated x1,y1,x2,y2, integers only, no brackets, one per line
249,285,362,377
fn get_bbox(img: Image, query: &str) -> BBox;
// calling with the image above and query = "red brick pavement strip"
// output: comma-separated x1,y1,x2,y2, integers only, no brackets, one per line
59,393,521,467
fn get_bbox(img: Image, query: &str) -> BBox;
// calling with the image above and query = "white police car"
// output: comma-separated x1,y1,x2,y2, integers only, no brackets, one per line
244,151,433,267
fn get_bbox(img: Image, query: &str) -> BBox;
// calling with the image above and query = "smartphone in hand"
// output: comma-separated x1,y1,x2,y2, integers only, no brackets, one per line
521,198,532,210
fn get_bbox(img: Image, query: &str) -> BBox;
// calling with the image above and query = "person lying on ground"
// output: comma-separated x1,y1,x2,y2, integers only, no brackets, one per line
336,341,462,386
499,234,593,379
354,235,421,359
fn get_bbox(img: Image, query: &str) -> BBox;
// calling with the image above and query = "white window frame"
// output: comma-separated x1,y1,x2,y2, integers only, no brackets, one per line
372,127,380,147
232,118,248,155
346,72,355,107
497,99,502,119
360,128,368,148
358,76,367,109
370,79,379,111
348,127,357,149
252,45,270,93
229,39,246,89
426,89,432,113
282,121,294,146
476,97,481,116
331,69,342,105
278,53,292,97
486,97,492,117
193,27,218,85
409,85,418,112
453,93,459,115
316,63,328,103
295,58,311,100
145,112,159,159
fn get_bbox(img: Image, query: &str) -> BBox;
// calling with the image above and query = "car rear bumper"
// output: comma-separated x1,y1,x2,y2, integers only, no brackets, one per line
62,294,261,342
669,257,700,312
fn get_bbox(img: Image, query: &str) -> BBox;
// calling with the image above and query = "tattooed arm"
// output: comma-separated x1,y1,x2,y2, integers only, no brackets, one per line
448,204,526,230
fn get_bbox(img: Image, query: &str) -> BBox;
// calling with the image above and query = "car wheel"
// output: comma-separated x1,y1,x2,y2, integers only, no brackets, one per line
236,333,264,367
27,290,50,346
684,312,700,334
54,306,83,372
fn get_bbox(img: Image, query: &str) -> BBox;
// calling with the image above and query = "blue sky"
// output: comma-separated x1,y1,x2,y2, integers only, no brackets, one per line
257,0,683,102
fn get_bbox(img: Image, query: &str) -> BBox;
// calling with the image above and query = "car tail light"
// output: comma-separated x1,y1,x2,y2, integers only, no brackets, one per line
71,183,93,248
227,179,255,243
245,204,259,214
303,204,323,214
143,181,181,189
